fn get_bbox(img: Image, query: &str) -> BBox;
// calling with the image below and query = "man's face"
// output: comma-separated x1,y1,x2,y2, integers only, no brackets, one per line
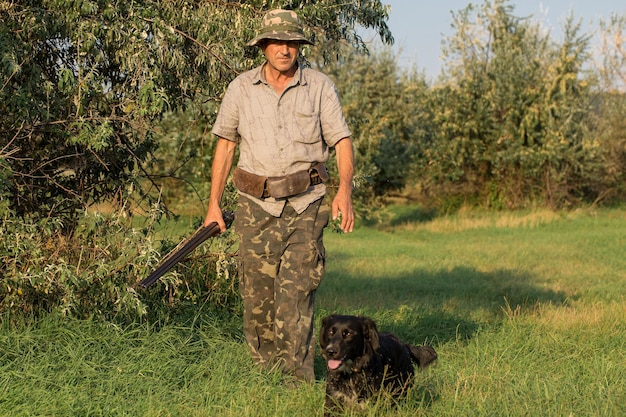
261,40,300,73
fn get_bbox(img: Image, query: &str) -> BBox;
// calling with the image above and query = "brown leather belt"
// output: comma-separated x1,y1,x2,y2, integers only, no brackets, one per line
262,168,324,198
232,162,329,200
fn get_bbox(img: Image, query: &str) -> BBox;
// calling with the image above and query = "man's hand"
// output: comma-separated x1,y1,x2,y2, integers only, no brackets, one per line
203,205,226,232
333,137,355,233
332,190,354,233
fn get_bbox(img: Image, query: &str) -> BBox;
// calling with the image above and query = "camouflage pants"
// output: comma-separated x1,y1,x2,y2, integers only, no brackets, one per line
234,195,329,382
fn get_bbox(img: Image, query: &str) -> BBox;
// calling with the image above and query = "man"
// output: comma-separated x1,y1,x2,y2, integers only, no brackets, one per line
203,9,354,383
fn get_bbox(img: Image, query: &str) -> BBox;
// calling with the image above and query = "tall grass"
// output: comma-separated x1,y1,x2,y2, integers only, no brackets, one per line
1,208,625,416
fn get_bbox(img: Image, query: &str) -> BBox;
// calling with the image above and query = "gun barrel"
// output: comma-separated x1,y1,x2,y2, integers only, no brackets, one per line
139,211,234,288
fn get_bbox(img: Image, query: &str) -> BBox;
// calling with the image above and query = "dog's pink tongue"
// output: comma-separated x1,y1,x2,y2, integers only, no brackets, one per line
327,359,342,370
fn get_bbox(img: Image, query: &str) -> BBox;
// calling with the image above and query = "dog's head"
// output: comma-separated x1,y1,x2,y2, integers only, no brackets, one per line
320,314,380,373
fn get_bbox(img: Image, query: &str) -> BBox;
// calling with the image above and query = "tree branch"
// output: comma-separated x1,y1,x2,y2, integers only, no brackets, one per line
139,17,238,75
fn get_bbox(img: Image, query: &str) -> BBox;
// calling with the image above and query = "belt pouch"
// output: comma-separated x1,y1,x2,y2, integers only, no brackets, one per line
232,167,266,198
266,170,311,199
310,162,329,182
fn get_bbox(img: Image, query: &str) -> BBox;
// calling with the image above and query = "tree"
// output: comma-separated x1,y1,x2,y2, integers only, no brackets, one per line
320,47,432,202
0,0,393,229
0,0,394,321
594,14,626,202
599,14,626,91
424,0,600,208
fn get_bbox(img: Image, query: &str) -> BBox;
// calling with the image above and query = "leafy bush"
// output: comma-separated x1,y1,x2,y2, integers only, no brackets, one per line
0,205,239,323
1,1,393,232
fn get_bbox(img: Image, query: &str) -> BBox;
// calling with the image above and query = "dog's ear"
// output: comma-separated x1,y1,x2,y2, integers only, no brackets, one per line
362,317,380,353
319,315,334,347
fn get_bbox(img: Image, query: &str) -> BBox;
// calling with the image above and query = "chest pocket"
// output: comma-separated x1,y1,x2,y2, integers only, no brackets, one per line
294,111,322,144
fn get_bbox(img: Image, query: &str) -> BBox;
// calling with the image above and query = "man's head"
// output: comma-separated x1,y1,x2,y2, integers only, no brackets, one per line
247,9,313,48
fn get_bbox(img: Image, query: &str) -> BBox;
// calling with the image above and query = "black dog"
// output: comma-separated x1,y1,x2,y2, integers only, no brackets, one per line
319,314,437,415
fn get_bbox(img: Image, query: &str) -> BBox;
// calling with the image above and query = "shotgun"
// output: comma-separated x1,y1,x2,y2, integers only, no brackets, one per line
139,210,234,288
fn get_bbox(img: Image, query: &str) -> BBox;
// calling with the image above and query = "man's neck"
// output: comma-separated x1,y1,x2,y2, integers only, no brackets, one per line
264,62,298,94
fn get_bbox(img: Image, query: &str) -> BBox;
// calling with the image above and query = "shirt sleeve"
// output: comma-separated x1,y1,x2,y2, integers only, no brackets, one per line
320,80,351,147
211,79,241,143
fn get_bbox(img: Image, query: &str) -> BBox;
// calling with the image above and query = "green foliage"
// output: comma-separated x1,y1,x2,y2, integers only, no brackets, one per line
419,0,604,208
319,1,623,211
5,0,626,326
599,14,626,91
2,209,625,416
1,0,394,321
0,204,239,323
149,103,220,210
322,48,433,201
595,15,626,203
594,92,626,202
2,1,158,226
0,0,394,229
147,0,394,213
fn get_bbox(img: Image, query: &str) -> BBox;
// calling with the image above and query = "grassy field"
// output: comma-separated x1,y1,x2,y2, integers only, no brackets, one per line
1,208,625,416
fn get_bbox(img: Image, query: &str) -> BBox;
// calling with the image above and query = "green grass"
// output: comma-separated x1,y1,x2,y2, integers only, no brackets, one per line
2,208,625,416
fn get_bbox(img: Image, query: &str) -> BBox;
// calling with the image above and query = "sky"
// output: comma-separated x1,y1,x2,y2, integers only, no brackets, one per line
376,0,626,80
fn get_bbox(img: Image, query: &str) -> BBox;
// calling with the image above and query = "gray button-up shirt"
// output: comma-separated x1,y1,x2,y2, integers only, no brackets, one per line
212,62,351,216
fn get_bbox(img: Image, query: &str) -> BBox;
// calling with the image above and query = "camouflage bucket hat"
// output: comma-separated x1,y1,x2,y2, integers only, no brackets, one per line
247,9,313,47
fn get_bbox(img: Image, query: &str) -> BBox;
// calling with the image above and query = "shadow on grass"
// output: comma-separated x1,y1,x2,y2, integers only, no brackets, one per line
387,205,438,227
316,265,569,345
314,264,569,385
360,205,438,228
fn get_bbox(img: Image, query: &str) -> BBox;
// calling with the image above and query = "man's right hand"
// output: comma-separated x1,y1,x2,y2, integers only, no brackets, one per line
204,205,226,232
